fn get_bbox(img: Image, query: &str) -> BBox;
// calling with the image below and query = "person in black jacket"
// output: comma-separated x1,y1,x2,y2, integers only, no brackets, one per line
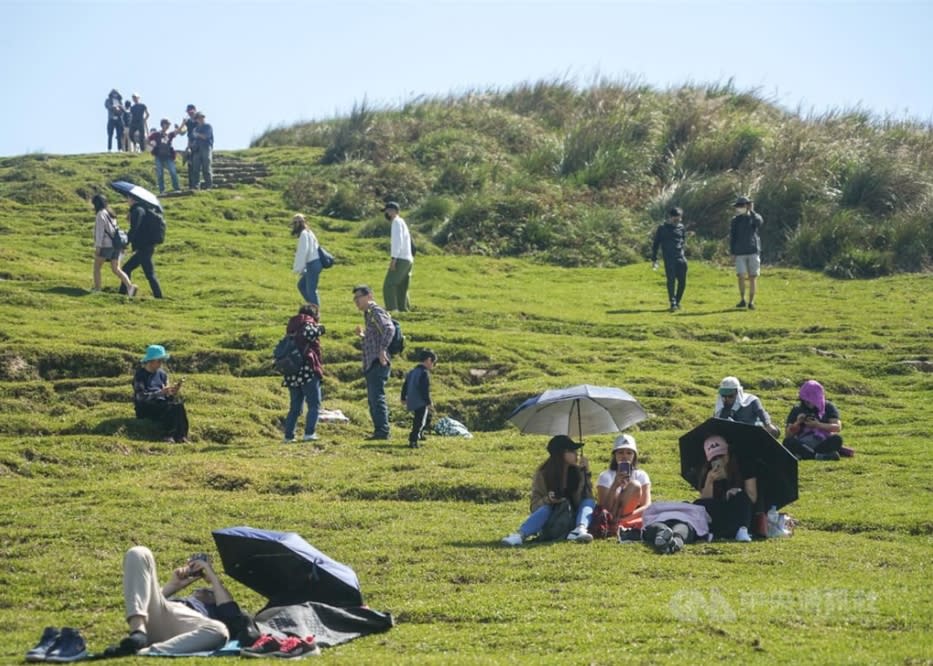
401,349,437,448
119,197,164,298
651,207,688,311
729,196,764,310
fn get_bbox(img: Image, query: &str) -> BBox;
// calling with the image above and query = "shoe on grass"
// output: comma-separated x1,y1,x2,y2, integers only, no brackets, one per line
271,635,320,658
815,451,841,461
25,626,59,662
128,284,138,298
747,301,756,310
501,532,523,546
839,446,855,457
241,633,282,658
302,433,319,441
735,526,752,542
44,627,88,663
566,526,593,543
735,300,746,308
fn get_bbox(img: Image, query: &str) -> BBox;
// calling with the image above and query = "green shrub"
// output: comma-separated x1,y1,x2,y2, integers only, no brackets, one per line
283,175,333,212
825,248,893,278
323,183,371,220
837,157,928,216
415,196,456,223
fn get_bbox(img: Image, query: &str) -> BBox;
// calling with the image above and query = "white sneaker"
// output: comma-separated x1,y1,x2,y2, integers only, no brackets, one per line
128,284,138,298
567,527,593,544
501,532,523,546
735,526,752,542
283,437,295,444
303,433,319,441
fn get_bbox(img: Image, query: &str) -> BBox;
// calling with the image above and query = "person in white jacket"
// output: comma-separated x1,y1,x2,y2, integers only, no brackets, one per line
381,202,412,311
91,194,136,296
291,214,321,307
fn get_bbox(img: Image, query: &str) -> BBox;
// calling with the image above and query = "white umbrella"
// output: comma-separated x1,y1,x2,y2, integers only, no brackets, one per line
110,180,163,211
507,384,647,441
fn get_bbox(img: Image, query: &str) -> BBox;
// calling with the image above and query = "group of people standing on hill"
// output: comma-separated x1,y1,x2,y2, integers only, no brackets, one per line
651,196,764,311
105,90,214,193
502,376,851,550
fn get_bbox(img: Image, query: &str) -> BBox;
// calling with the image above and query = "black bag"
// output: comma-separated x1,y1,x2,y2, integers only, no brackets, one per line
387,318,404,355
539,499,574,541
106,215,129,252
273,334,304,375
318,246,334,269
145,209,166,245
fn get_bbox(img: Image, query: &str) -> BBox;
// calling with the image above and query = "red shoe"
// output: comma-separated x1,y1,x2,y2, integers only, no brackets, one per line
271,635,320,658
241,634,281,658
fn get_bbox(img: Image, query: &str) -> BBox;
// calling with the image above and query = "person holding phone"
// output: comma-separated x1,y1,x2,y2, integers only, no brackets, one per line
695,435,757,542
501,435,596,545
783,379,849,460
133,345,190,443
591,434,652,538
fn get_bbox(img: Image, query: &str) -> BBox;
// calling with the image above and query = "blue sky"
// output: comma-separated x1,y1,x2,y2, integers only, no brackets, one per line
2,0,929,157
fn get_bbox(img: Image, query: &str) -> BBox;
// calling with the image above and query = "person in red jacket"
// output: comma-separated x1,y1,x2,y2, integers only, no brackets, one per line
282,303,325,442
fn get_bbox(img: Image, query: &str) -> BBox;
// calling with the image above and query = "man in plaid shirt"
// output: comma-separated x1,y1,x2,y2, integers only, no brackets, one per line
353,285,396,440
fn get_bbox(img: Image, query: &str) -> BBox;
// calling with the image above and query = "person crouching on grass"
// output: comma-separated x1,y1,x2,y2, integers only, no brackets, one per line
400,349,436,448
501,435,596,545
590,434,651,539
133,345,189,443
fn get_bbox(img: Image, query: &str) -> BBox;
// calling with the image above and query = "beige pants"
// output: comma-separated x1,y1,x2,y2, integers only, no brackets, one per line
123,546,229,654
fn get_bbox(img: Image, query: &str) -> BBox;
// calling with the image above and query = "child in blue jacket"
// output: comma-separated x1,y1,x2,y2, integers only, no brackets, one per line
401,349,437,448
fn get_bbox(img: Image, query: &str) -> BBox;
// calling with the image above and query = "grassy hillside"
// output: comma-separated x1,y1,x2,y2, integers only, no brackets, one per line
0,149,931,664
251,79,933,277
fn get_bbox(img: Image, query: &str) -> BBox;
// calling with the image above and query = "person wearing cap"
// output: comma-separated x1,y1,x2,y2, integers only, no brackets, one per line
190,112,214,189
590,434,652,538
175,105,199,188
353,285,396,440
783,379,850,461
381,202,413,312
147,119,180,194
651,206,689,311
694,435,757,542
128,93,149,153
730,196,764,309
714,376,780,439
105,89,124,152
132,345,189,443
501,435,596,545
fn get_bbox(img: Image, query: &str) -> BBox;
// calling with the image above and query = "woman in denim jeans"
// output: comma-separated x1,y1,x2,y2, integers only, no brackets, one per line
282,303,325,443
291,214,323,307
501,435,596,545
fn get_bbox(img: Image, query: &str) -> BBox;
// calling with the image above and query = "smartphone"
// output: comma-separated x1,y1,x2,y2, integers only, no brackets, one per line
187,552,210,577
711,458,725,473
617,462,632,476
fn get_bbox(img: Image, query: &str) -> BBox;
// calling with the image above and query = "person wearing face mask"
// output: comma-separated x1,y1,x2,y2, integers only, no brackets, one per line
713,376,780,439
729,196,764,309
381,202,413,312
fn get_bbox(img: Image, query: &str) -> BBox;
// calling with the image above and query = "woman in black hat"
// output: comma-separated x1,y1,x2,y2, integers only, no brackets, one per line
501,435,596,545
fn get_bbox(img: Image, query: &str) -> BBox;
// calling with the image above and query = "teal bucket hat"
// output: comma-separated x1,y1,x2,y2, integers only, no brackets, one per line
140,344,170,363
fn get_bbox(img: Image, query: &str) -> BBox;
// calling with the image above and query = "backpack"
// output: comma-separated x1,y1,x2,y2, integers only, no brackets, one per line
145,209,166,245
387,318,404,355
105,214,129,252
272,334,304,376
539,499,574,541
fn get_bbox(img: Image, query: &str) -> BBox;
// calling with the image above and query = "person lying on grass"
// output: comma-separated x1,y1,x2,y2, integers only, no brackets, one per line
501,435,596,545
589,434,651,539
133,344,189,443
694,435,757,543
783,379,852,461
105,547,254,656
640,501,712,554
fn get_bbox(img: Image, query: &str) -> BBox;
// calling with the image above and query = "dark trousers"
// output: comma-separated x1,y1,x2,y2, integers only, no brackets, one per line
107,118,123,150
409,406,429,446
644,520,697,553
136,400,188,440
695,492,752,538
120,245,163,298
783,434,844,459
664,260,687,304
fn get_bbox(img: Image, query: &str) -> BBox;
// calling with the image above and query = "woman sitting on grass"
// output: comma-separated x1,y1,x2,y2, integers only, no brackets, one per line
501,435,596,545
590,434,651,539
694,435,756,542
133,345,189,443
783,380,851,461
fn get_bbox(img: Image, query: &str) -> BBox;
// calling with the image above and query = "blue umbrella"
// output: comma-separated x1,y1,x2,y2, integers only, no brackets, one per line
110,180,162,211
212,526,363,608
508,384,647,441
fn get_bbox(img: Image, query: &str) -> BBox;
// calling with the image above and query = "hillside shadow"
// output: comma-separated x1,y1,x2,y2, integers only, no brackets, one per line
606,307,669,315
675,308,745,317
42,286,92,297
447,539,568,550
60,417,163,440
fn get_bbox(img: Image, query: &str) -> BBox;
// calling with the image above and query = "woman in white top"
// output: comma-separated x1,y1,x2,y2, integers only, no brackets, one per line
291,214,321,307
91,194,136,295
591,434,651,536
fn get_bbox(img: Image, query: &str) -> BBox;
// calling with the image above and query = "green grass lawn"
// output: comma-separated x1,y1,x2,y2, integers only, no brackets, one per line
0,150,931,664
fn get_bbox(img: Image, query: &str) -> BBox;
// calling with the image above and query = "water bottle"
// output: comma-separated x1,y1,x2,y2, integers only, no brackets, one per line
767,505,779,537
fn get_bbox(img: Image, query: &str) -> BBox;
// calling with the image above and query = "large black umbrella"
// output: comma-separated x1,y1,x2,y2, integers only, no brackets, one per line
678,418,798,509
212,526,363,608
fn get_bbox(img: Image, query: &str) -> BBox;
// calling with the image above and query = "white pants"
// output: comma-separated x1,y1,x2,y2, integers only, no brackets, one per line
123,546,229,654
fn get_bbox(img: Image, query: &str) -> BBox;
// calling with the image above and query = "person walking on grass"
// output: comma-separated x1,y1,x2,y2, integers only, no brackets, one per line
91,194,137,296
282,303,325,443
148,119,181,194
133,345,189,443
120,196,164,298
730,196,763,309
353,285,395,440
382,202,413,312
651,206,688,311
291,214,323,307
401,349,436,448
502,435,596,545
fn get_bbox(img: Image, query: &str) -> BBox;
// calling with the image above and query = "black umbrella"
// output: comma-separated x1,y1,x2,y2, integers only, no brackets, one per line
678,418,798,510
212,526,363,608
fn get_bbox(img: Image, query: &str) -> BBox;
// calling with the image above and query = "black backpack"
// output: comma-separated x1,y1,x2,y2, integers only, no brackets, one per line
145,209,166,245
387,318,404,355
273,335,304,375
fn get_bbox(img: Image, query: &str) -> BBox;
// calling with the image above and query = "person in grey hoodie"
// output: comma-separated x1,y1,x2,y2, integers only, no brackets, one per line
400,349,436,448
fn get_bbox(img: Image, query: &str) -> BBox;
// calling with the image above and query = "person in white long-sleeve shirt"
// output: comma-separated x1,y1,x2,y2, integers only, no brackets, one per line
382,202,413,311
91,193,136,295
291,214,322,307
